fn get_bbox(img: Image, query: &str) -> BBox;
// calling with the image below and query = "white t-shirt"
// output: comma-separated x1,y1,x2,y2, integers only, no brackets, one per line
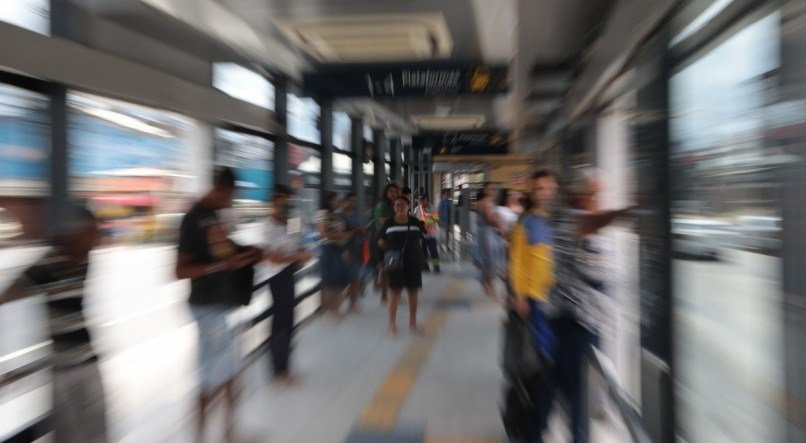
496,205,519,234
260,216,302,278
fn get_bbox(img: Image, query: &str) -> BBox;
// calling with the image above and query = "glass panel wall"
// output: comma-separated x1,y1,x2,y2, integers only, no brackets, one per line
214,128,273,234
213,63,275,110
288,143,321,292
0,0,49,35
0,81,51,441
67,92,198,245
287,94,320,144
0,84,49,241
333,152,352,192
670,11,787,443
333,112,351,150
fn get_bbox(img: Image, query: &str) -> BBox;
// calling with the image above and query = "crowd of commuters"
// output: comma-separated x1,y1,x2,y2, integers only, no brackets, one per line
1,162,636,443
499,169,635,443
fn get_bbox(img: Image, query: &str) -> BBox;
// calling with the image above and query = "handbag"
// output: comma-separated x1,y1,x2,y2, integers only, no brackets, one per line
383,222,411,272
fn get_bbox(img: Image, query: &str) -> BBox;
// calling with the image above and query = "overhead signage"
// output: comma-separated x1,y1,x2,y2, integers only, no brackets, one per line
304,63,508,98
414,131,509,156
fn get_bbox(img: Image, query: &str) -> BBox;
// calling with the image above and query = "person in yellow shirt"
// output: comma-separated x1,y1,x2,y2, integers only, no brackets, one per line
509,170,559,354
506,170,559,441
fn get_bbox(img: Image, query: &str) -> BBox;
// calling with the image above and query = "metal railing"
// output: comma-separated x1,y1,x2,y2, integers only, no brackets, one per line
587,345,652,443
0,274,322,443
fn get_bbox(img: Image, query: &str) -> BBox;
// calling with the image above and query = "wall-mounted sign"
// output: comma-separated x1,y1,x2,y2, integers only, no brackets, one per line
414,131,509,156
304,63,508,98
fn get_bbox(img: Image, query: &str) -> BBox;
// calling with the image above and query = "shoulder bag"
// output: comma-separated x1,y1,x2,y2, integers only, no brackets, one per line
383,221,411,272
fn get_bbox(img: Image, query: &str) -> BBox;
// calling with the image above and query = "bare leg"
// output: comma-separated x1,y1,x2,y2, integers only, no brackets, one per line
224,379,236,443
347,280,360,312
196,393,208,443
408,289,420,333
483,278,498,301
321,288,331,313
380,270,389,305
388,289,401,336
329,288,344,316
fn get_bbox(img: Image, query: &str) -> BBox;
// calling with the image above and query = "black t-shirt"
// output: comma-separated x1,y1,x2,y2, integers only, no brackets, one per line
380,217,425,262
178,203,238,305
24,249,97,368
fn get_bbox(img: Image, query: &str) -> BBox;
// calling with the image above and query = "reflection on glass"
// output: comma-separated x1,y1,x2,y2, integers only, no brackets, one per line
215,129,273,201
670,12,786,443
0,84,49,241
0,0,49,35
333,112,351,150
333,153,352,191
288,144,320,242
287,95,320,144
215,129,273,232
213,63,275,110
67,92,198,245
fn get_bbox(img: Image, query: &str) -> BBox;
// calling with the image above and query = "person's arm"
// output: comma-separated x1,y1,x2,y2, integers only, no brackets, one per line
0,274,34,306
175,215,253,279
316,211,355,241
508,223,531,315
578,207,635,237
378,220,389,251
481,200,505,232
263,250,312,265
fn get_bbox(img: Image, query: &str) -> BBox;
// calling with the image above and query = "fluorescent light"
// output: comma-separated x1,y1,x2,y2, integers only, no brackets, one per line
81,107,173,138
671,0,735,46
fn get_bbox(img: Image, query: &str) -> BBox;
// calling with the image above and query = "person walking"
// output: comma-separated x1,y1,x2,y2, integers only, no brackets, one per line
175,167,262,443
373,183,401,305
261,185,313,384
316,191,358,317
378,196,426,337
1,207,108,443
413,194,441,273
338,192,365,313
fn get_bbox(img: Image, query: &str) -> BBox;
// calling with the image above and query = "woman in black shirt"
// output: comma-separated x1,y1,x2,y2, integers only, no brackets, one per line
379,196,426,336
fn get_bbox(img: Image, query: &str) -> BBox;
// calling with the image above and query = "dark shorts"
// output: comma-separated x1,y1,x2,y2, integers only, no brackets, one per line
388,255,423,290
321,244,348,289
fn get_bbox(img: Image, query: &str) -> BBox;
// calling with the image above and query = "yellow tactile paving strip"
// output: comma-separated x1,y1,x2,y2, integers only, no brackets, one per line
356,279,462,433
423,436,503,443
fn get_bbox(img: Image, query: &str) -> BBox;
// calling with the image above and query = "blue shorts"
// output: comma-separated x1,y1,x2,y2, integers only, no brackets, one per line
321,244,349,289
191,304,239,394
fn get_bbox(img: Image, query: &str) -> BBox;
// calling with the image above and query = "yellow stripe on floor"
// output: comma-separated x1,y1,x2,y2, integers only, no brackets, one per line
423,436,503,443
357,279,463,433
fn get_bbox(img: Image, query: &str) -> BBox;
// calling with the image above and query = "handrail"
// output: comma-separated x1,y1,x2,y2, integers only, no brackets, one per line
1,272,322,443
587,345,652,443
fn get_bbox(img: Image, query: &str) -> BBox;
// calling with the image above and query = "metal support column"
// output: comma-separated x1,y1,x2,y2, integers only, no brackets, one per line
780,3,806,440
350,117,366,220
274,77,289,186
633,29,674,443
390,137,402,183
48,84,68,235
405,143,414,188
459,186,471,259
319,98,334,207
373,129,387,193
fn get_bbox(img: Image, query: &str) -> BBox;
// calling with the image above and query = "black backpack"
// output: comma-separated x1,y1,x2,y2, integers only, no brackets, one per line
501,312,553,441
